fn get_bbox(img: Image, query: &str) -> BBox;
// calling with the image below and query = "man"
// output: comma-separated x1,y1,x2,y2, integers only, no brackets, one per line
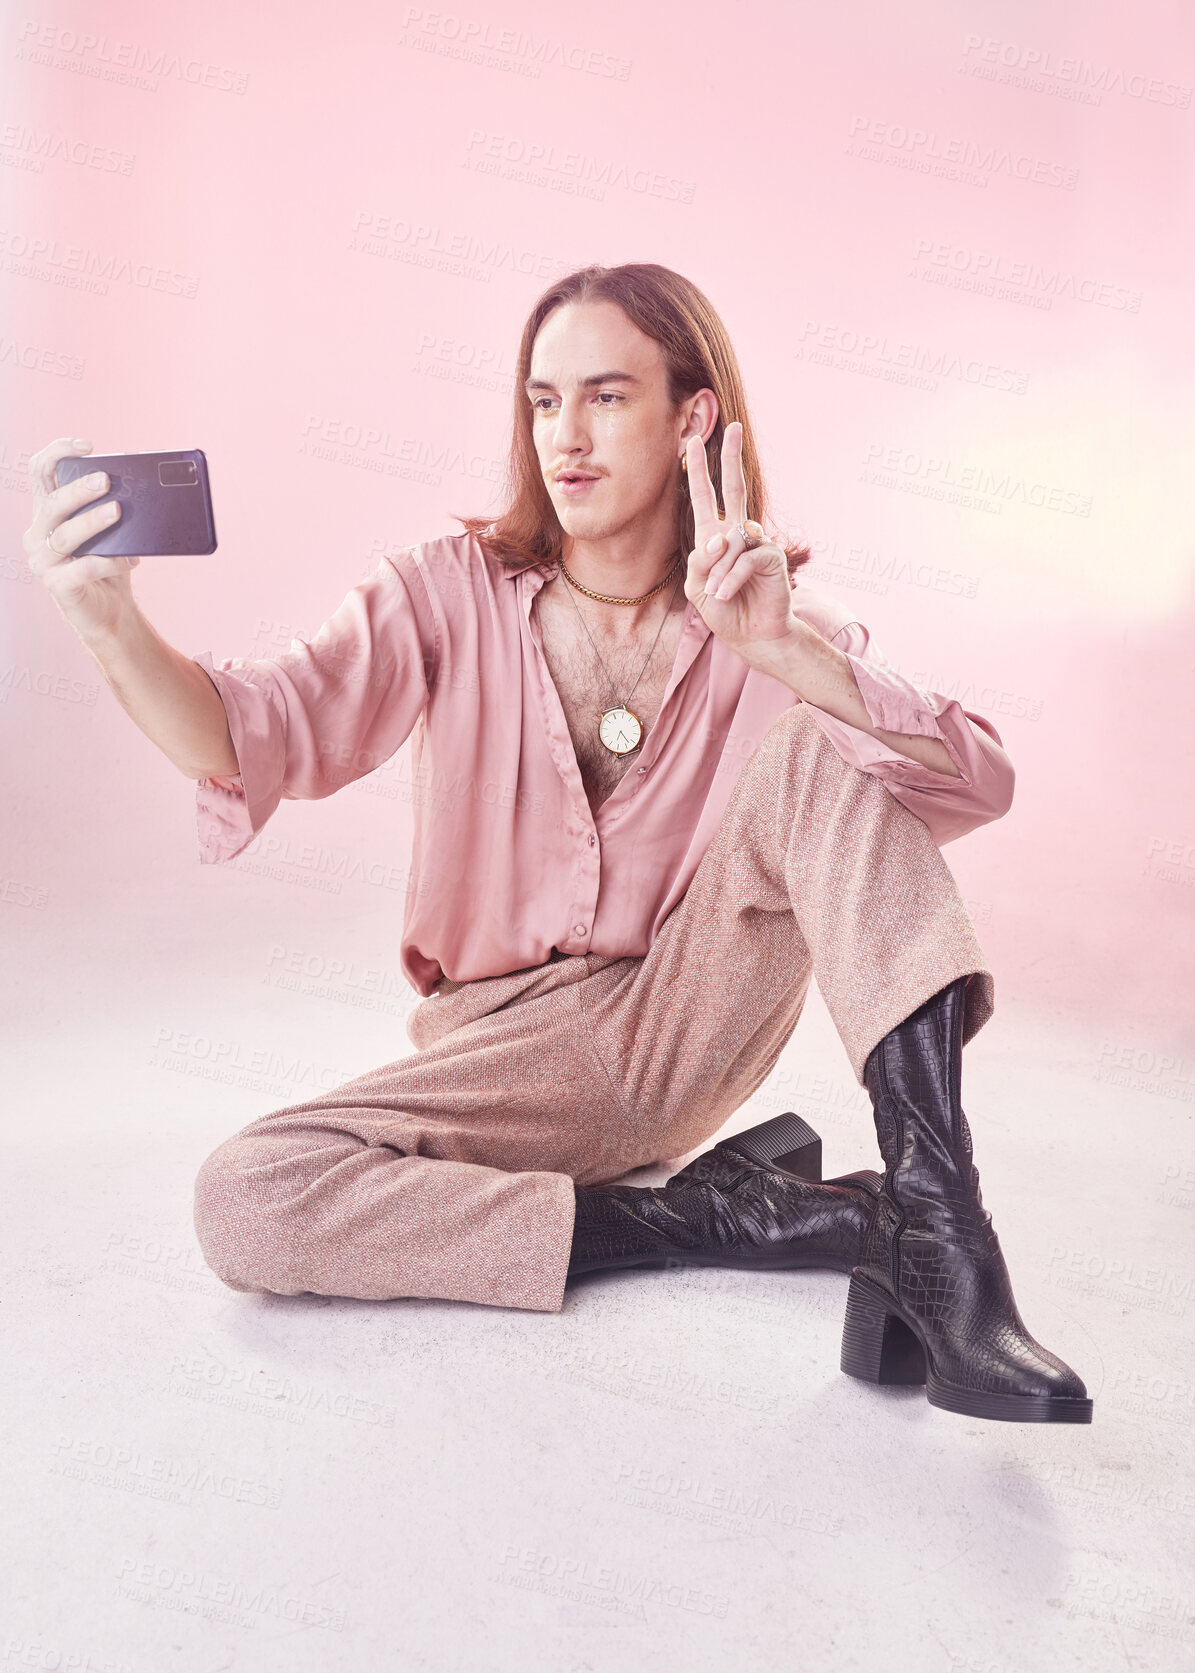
26,262,1091,1424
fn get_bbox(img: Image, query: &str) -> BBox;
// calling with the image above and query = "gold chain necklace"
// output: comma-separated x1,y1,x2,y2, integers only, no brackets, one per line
556,553,685,756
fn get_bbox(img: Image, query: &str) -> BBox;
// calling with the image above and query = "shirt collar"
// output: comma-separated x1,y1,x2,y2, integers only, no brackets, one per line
505,562,556,580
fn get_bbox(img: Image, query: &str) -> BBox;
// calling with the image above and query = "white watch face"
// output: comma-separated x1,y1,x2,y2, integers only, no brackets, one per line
600,707,641,754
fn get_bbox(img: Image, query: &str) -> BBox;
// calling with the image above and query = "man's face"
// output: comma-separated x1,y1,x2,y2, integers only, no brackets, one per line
526,300,697,545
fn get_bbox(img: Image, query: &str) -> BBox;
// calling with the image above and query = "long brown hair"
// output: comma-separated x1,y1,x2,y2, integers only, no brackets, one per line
453,262,812,578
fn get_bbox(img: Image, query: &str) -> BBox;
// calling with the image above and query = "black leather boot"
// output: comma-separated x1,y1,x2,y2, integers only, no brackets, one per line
567,1112,882,1282
841,976,1093,1423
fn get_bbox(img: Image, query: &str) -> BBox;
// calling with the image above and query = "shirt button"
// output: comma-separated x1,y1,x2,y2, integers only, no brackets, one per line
574,923,587,936
588,834,595,846
637,765,646,773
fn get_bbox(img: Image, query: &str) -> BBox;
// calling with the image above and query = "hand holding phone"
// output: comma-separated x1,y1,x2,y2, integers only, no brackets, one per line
54,446,216,558
24,438,215,644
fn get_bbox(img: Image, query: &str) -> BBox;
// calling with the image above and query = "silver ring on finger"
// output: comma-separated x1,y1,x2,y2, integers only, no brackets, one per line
734,522,764,551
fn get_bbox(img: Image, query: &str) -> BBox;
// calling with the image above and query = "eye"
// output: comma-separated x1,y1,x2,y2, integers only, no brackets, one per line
529,391,625,413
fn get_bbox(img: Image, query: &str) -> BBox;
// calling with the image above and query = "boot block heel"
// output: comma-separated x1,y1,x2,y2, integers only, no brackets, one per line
840,1274,927,1385
731,1111,822,1182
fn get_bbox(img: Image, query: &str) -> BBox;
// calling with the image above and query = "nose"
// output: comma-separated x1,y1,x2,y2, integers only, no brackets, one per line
549,393,592,461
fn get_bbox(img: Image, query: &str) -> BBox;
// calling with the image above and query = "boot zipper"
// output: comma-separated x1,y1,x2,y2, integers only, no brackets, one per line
873,1046,907,1298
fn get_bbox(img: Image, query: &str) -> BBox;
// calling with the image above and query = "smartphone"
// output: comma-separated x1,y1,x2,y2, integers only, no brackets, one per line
55,448,217,558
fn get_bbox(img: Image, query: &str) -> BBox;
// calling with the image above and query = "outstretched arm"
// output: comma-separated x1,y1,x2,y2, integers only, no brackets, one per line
24,435,239,779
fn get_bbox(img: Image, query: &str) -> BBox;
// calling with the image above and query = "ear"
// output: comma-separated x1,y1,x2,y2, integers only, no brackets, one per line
679,388,719,448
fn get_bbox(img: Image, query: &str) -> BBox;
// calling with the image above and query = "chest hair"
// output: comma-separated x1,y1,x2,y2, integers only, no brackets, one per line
534,583,689,813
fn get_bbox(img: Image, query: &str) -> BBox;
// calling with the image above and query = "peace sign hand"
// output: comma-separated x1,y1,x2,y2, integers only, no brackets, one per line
682,422,800,674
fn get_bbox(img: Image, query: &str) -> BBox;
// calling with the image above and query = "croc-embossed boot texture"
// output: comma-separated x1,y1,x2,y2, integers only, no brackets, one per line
842,976,1093,1424
566,1112,883,1283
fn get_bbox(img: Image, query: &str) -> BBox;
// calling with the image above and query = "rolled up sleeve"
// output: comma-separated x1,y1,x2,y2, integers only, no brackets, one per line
191,549,438,864
800,620,1015,846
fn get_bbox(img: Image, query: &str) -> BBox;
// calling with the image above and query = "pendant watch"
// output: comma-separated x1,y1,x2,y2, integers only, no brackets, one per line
598,706,643,756
557,546,686,759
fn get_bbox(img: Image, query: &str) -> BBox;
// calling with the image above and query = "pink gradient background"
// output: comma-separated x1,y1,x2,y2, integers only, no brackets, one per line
3,0,1192,1069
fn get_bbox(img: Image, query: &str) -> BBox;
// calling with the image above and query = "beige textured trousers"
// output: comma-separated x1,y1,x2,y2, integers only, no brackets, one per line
192,701,994,1312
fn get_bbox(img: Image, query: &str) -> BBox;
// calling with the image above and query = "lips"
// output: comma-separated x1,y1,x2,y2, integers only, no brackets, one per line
555,471,601,497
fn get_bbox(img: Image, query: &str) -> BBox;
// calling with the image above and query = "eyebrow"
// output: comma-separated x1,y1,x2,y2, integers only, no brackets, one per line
524,370,642,392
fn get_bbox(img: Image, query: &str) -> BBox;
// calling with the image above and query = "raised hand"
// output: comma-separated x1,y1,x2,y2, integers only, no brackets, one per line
24,437,137,643
682,421,800,672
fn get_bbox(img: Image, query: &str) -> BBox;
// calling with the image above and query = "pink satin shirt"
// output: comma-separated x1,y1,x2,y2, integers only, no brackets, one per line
193,531,1013,996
